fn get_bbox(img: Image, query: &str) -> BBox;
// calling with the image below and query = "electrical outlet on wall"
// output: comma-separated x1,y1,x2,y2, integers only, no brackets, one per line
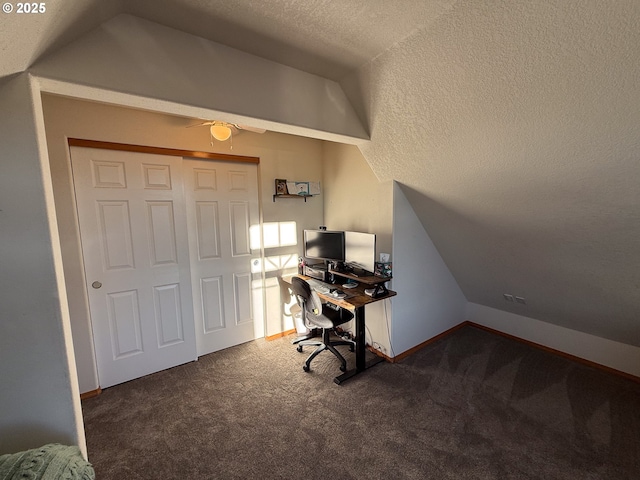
373,342,386,353
504,293,526,304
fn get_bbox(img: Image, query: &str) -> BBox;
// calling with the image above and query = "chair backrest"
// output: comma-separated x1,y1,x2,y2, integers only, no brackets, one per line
290,277,323,318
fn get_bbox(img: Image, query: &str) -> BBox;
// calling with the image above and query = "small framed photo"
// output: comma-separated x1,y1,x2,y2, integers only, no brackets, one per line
294,182,310,196
275,179,288,195
375,262,392,278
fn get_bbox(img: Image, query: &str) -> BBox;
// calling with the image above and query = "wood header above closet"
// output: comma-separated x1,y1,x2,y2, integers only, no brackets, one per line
67,138,260,164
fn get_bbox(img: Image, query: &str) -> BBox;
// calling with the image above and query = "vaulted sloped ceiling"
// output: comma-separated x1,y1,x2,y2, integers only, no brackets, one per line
346,1,640,346
3,1,639,346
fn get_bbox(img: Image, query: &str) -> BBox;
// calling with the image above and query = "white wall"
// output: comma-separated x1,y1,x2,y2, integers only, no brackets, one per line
0,75,84,455
467,303,640,378
391,182,467,354
41,94,325,393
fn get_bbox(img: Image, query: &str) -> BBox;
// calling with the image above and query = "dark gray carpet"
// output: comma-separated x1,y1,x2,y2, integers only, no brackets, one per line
82,325,640,479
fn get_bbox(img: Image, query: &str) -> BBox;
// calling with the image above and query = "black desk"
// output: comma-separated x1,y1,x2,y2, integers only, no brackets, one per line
285,273,396,384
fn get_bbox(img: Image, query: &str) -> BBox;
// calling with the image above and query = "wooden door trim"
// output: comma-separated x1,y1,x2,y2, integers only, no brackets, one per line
68,138,260,164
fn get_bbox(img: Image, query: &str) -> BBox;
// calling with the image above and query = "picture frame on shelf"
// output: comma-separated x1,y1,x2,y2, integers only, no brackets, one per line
308,181,321,195
374,261,392,278
294,181,310,196
275,178,288,195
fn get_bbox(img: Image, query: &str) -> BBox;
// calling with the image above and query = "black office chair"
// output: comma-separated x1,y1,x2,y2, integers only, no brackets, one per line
290,277,355,372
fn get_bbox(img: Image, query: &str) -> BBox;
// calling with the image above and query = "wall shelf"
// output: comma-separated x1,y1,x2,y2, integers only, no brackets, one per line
274,178,319,202
273,194,312,202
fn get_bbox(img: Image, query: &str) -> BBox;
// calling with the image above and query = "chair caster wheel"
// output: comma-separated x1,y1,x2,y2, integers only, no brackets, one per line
297,345,303,353
340,365,347,372
303,365,310,372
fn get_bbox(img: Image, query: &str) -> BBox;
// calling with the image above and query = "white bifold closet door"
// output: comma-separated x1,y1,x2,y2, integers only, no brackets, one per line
182,158,261,356
71,147,260,389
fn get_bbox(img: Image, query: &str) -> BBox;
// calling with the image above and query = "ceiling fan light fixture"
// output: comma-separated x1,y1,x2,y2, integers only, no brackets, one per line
210,124,232,141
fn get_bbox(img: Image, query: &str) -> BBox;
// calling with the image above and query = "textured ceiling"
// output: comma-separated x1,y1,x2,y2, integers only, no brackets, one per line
2,1,640,347
0,0,455,81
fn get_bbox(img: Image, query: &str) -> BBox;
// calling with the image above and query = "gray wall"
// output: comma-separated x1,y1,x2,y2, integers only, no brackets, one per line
0,75,84,455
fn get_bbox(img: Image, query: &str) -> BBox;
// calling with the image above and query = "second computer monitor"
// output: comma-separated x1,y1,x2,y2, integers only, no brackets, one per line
344,231,376,273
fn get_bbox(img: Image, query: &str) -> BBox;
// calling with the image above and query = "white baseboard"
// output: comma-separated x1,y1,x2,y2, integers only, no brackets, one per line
466,302,640,378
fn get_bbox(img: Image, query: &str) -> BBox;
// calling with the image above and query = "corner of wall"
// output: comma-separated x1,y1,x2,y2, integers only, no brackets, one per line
391,182,467,354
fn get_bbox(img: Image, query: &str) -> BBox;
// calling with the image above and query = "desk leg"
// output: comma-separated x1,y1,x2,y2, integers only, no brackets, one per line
354,305,366,371
334,305,384,385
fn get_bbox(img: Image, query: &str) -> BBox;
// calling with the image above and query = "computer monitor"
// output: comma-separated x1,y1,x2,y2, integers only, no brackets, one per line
303,230,345,262
344,231,376,273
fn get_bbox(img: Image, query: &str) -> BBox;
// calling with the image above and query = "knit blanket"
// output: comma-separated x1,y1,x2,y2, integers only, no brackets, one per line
0,444,94,480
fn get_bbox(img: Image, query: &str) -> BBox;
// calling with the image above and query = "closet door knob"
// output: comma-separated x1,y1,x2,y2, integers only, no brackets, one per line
91,281,102,289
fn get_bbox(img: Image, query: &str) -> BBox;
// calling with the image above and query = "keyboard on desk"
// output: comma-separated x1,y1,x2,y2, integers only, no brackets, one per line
306,278,331,294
